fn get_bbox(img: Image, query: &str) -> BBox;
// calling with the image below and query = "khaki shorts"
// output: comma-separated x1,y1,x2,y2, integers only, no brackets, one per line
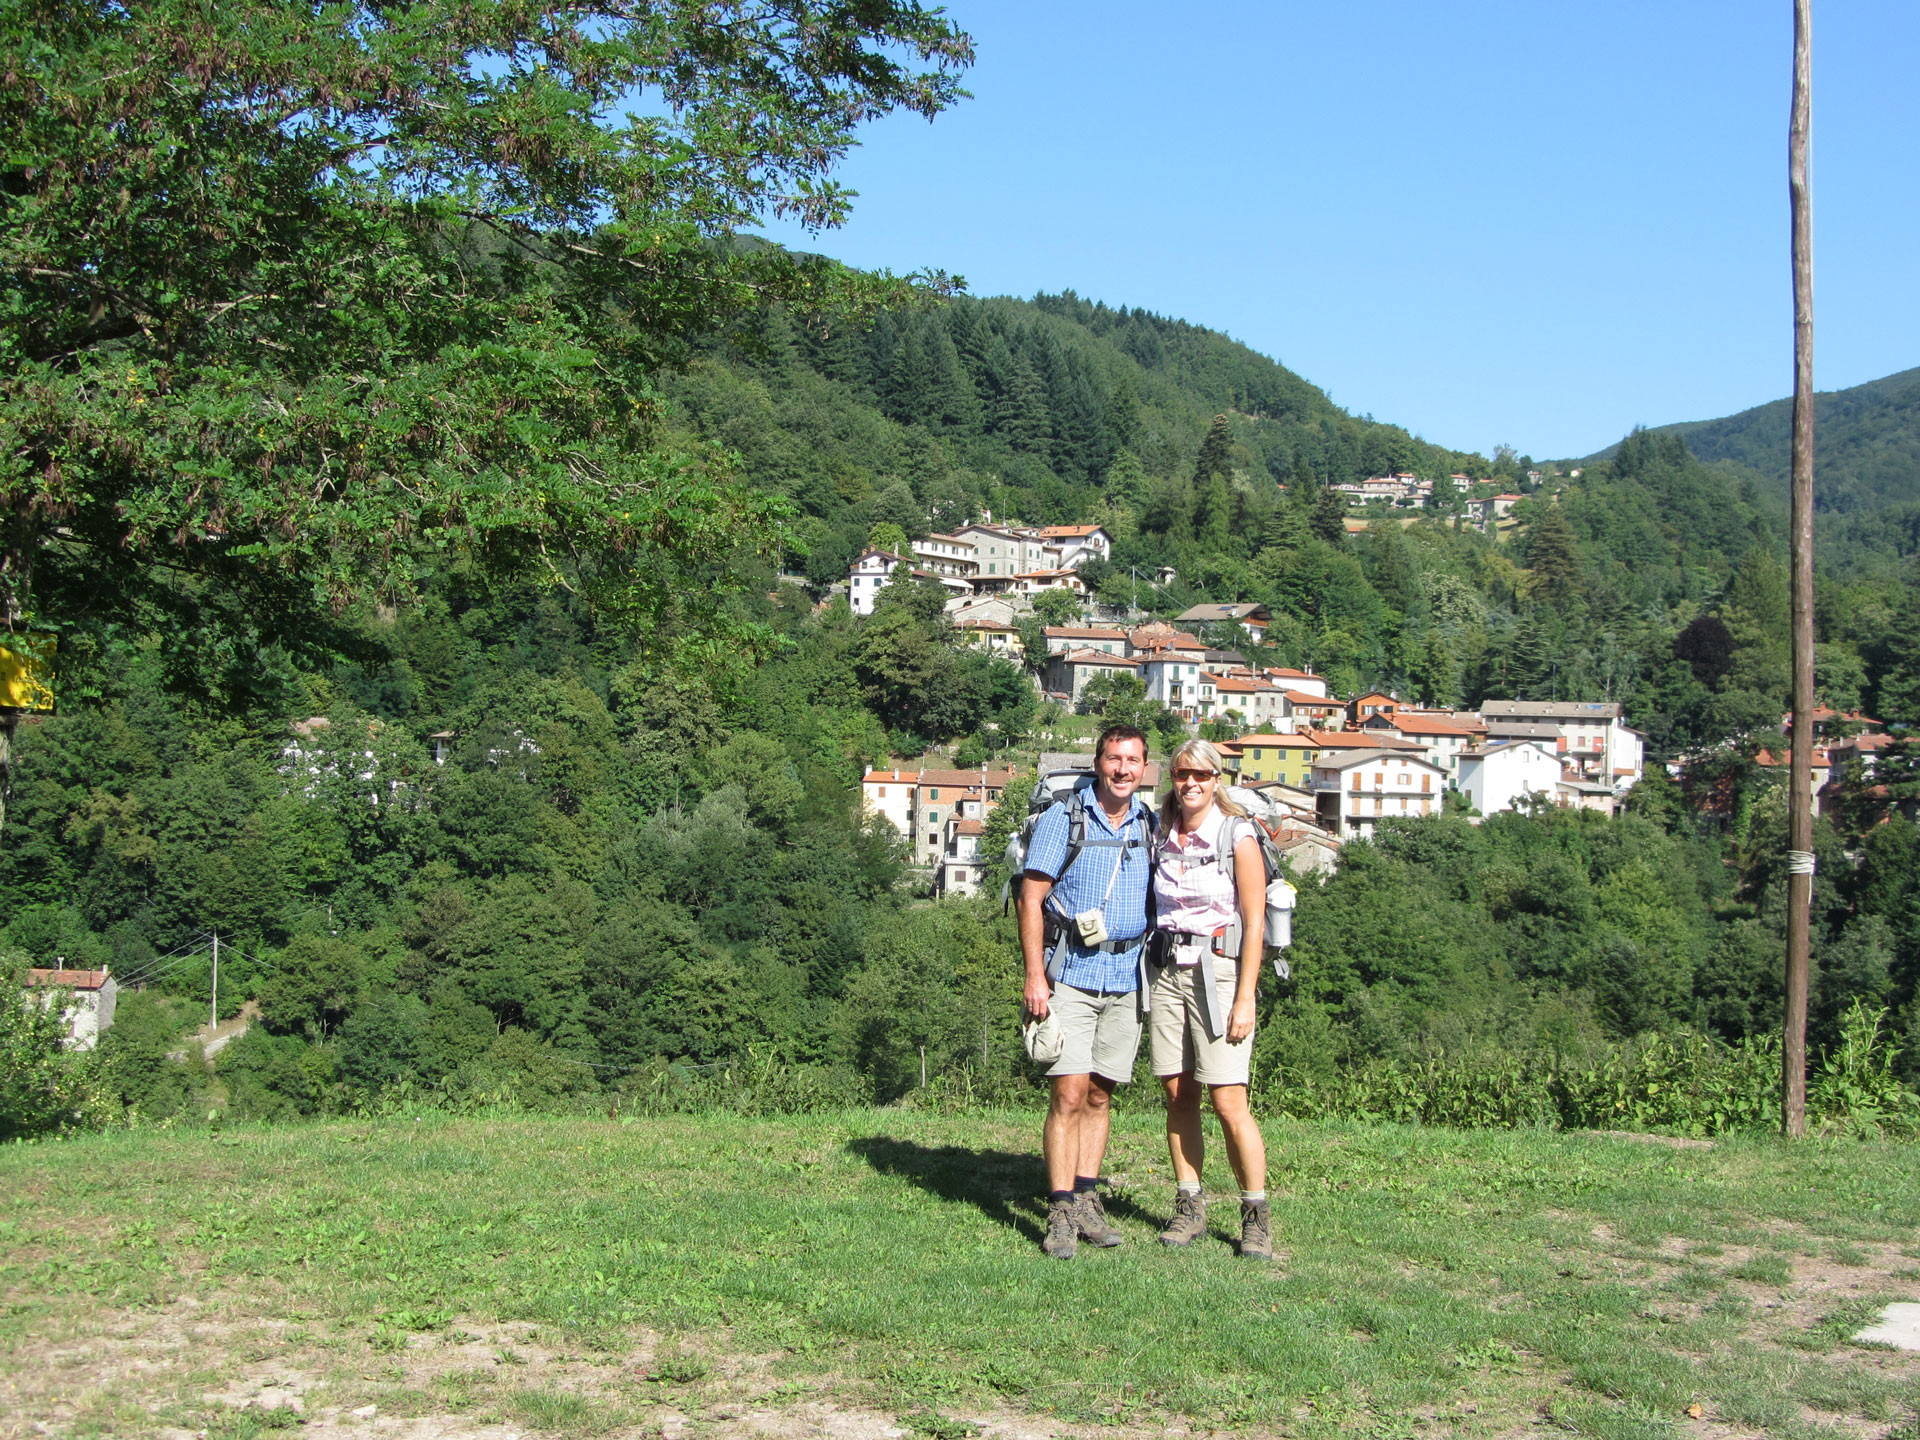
1149,960,1254,1086
1045,983,1144,1083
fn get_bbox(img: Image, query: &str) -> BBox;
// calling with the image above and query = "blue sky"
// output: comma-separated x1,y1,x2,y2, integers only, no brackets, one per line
749,0,1919,461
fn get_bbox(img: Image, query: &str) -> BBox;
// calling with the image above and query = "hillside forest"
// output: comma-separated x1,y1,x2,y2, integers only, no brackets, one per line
8,286,1920,1132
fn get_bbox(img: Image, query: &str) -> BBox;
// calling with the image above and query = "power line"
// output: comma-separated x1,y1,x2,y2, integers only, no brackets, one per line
112,933,215,988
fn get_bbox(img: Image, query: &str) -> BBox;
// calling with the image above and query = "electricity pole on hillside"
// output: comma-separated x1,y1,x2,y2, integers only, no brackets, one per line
1783,0,1816,1139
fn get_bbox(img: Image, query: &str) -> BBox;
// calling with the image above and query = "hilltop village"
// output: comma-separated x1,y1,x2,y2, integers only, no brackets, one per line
845,511,1662,897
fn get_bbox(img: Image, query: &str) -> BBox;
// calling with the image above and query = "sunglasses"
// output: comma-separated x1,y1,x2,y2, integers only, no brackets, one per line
1172,768,1218,783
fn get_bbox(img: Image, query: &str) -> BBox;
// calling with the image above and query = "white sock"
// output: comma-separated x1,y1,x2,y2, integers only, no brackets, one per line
1176,1181,1202,1196
1241,1189,1266,1203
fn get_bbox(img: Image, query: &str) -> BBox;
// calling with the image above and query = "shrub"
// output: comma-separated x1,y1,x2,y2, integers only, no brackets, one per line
1,967,108,1140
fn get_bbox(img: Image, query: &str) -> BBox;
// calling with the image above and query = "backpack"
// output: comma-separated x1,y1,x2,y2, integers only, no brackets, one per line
1162,790,1298,978
1001,770,1155,918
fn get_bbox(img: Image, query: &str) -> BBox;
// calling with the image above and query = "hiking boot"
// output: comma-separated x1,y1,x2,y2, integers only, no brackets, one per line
1239,1198,1275,1261
1158,1191,1207,1248
1076,1189,1124,1247
1042,1197,1078,1259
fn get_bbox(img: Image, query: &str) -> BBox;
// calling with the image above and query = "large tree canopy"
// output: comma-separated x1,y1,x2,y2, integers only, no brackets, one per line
1,0,973,696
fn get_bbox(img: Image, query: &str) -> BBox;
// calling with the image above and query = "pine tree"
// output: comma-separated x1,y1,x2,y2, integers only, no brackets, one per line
1523,502,1583,611
995,358,1053,457
1194,414,1234,484
915,324,980,432
1101,375,1143,459
1310,484,1348,545
1194,475,1234,555
1260,500,1308,554
1104,450,1150,507
1872,577,1920,726
883,324,936,424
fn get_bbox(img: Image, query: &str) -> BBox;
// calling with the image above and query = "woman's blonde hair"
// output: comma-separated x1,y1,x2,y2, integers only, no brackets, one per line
1159,737,1247,830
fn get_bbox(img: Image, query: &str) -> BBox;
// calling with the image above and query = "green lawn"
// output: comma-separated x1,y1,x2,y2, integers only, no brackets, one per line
6,1109,1920,1438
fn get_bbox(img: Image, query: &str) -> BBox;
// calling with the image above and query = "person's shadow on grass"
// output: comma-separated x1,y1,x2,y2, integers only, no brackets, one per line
845,1137,1163,1242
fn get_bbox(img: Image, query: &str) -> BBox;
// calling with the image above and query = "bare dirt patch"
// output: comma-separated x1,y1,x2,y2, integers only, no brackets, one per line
2,1295,1186,1440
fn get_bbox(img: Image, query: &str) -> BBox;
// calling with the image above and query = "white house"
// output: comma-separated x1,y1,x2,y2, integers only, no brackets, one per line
1035,524,1112,569
23,967,118,1050
1478,700,1644,792
911,533,978,578
937,818,989,897
1009,568,1087,599
1457,740,1562,817
1264,667,1329,699
1308,750,1449,840
1141,653,1211,717
1210,673,1287,730
846,549,967,615
859,767,920,834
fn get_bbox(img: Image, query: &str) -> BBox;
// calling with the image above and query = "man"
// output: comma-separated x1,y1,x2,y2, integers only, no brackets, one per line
1019,724,1156,1259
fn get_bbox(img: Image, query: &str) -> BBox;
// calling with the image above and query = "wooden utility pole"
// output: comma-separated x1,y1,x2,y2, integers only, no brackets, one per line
1783,0,1816,1138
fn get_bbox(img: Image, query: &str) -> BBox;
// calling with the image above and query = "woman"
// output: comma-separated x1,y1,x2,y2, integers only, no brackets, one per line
1149,737,1273,1261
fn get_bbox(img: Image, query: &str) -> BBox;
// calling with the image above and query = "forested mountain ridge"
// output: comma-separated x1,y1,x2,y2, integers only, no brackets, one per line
659,292,1914,760
1592,364,1920,575
10,279,1920,1132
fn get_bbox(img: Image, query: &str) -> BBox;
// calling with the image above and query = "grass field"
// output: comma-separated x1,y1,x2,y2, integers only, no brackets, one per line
5,1108,1920,1440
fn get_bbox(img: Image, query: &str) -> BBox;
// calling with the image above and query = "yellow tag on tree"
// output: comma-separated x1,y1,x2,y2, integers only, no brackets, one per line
0,633,55,712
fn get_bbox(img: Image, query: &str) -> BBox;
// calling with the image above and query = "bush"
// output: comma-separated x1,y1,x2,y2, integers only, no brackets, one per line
1253,1020,1913,1139
96,991,203,1120
219,1028,335,1120
1,968,108,1140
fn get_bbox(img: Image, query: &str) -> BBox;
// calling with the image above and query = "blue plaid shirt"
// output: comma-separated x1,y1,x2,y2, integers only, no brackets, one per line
1025,791,1154,993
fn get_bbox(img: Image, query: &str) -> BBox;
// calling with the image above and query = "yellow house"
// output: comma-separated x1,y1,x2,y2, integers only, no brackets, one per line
1227,733,1321,788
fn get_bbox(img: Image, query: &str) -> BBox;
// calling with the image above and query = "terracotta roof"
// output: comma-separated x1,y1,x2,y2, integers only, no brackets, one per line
1267,667,1321,680
1036,524,1106,538
1834,733,1899,752
954,618,1018,631
1755,748,1831,768
915,769,1016,789
1057,649,1138,666
1014,568,1080,581
1043,626,1127,640
1311,748,1445,771
25,968,112,990
1211,674,1269,694
1380,714,1476,737
954,819,985,836
1227,733,1322,749
1306,729,1420,750
863,769,919,785
1284,690,1343,706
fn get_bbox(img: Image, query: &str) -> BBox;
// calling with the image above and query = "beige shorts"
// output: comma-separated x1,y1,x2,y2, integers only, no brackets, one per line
1045,984,1144,1083
1149,960,1254,1086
